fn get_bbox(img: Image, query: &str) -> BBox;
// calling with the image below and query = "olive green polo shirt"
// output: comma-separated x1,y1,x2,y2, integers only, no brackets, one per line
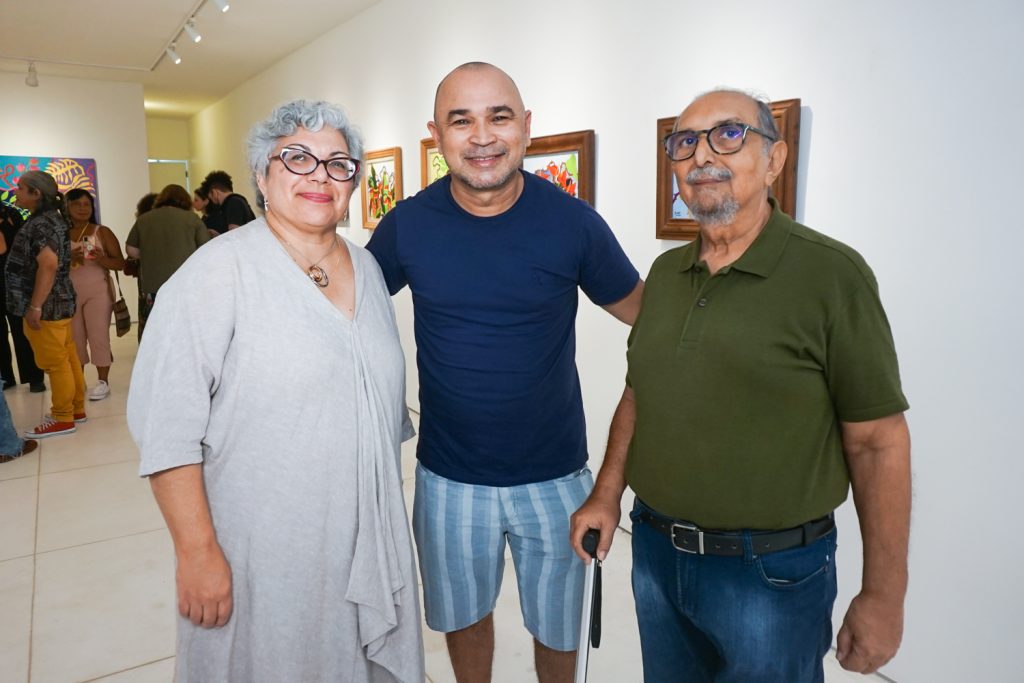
625,200,908,530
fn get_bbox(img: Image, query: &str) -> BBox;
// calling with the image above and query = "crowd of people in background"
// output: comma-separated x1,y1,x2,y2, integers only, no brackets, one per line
0,168,241,458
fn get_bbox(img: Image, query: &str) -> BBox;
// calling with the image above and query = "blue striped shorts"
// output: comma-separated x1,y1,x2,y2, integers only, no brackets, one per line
412,462,594,651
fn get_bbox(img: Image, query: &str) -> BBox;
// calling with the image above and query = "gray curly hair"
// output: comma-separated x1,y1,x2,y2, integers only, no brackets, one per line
246,100,365,206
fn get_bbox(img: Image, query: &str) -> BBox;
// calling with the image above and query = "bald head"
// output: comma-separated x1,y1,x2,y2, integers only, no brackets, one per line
433,62,525,123
677,89,779,153
426,61,532,209
671,88,787,227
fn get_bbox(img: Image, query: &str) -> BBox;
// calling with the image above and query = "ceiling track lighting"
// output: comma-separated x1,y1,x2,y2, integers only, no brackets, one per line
184,19,202,43
25,61,39,87
154,0,233,70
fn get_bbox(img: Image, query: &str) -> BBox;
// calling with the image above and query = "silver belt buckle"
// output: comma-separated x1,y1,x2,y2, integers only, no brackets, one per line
670,521,704,555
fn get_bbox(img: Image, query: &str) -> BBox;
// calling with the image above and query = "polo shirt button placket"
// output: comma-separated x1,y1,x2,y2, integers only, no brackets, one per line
678,281,716,349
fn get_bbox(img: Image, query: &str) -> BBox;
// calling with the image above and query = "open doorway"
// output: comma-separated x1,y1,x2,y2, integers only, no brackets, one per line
147,158,190,193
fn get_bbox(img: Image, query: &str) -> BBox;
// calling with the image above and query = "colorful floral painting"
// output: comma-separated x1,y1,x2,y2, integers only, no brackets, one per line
428,150,449,184
367,163,396,218
420,138,449,188
523,151,580,198
361,147,403,229
0,155,101,220
521,131,595,205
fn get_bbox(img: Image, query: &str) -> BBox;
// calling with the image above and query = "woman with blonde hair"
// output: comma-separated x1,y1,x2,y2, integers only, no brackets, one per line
7,171,84,438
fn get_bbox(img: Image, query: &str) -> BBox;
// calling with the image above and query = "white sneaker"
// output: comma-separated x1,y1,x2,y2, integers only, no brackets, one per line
88,380,110,401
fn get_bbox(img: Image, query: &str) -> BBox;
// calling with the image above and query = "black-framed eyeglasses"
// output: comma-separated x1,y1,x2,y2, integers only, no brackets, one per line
663,123,777,161
271,147,361,182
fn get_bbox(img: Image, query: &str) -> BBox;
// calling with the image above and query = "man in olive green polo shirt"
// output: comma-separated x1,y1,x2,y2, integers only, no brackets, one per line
571,89,910,682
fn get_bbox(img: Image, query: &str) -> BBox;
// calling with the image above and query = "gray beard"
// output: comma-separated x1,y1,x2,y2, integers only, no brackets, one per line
685,166,739,226
690,197,739,225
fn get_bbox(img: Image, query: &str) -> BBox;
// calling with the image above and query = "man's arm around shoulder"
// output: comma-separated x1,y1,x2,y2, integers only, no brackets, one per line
602,280,644,325
836,411,911,674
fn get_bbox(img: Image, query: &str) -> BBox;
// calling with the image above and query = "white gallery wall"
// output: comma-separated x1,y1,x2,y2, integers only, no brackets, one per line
0,72,150,314
187,1,1022,680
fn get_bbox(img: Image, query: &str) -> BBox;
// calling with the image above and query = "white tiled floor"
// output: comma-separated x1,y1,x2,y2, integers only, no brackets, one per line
0,330,879,682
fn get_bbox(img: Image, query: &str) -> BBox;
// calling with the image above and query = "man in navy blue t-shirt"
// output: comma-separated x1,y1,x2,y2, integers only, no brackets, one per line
367,62,641,683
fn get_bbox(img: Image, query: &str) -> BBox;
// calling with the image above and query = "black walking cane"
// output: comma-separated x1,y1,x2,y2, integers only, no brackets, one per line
574,529,603,683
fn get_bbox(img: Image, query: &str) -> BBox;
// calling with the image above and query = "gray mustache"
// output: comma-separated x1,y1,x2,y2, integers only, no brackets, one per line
686,167,733,184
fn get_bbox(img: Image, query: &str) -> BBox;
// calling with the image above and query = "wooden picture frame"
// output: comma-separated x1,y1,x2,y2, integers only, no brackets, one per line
360,147,403,229
655,98,801,241
420,137,449,188
523,130,596,205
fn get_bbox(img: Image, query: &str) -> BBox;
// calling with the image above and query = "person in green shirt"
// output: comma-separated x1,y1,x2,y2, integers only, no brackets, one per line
571,89,911,682
125,184,210,340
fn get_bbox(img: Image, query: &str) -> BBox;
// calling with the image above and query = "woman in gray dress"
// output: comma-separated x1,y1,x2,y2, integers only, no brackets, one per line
128,100,423,682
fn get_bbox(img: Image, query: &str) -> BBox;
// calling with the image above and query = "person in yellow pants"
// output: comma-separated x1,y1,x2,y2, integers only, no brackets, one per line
8,171,85,438
22,320,86,432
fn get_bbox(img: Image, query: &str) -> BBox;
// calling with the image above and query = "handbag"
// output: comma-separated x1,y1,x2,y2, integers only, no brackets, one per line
112,272,131,337
123,257,140,277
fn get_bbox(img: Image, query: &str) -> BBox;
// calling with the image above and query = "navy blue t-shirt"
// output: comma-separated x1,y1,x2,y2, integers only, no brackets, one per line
367,171,639,486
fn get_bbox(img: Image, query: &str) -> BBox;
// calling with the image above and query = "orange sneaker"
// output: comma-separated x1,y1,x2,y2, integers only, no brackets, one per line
24,416,76,439
45,413,87,424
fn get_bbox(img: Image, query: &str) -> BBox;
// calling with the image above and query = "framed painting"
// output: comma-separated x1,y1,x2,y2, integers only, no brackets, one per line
522,130,595,205
360,147,403,229
0,155,101,221
420,138,449,188
655,98,801,240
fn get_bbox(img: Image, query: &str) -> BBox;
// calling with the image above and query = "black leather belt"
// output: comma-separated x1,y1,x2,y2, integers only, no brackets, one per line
637,507,834,557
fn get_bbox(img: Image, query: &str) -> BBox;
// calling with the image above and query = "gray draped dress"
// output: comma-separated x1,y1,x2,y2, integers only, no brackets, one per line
128,219,423,682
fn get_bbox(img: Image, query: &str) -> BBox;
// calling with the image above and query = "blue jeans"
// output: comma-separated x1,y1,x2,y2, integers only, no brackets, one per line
0,390,25,456
630,499,838,683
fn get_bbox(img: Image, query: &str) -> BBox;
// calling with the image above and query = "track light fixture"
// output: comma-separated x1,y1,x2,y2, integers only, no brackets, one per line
25,61,39,87
155,0,233,70
184,20,202,43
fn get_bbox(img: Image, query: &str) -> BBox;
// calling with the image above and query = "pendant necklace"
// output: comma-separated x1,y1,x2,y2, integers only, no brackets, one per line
71,221,91,241
267,222,339,288
71,222,92,269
